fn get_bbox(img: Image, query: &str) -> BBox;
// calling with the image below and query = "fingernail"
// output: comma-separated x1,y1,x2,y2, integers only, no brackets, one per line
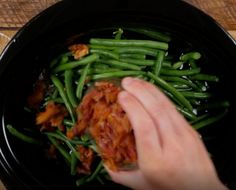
122,77,134,87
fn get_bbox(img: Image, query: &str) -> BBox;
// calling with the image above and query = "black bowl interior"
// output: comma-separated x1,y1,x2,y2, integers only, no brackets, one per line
1,0,236,189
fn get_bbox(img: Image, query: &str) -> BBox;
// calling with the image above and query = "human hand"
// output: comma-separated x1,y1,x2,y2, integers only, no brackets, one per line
106,77,227,190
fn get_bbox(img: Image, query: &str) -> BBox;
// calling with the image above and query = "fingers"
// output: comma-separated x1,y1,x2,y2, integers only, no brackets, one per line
121,77,187,138
118,91,162,163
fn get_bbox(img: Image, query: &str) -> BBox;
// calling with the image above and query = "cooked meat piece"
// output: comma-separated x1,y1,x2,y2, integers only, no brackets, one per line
76,145,95,174
74,81,137,171
68,44,89,60
36,102,68,129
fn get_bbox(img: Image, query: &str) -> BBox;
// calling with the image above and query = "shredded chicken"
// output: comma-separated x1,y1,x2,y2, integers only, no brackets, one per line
68,44,89,60
74,81,137,171
36,102,68,129
76,145,95,174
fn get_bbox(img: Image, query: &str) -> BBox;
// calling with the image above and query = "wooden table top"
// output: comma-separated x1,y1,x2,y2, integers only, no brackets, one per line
0,0,236,50
0,0,236,189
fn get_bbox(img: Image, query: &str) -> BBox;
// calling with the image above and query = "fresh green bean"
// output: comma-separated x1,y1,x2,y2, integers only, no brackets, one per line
154,50,165,76
119,53,146,60
193,110,227,130
52,89,59,99
52,97,64,104
50,52,72,68
190,74,219,82
161,76,199,90
91,70,145,80
190,113,211,125
181,91,212,99
90,38,168,50
65,70,78,108
114,28,123,40
59,55,69,65
47,136,71,164
197,101,230,111
169,82,191,89
147,72,193,111
76,63,90,100
125,27,171,42
180,52,201,61
70,153,78,175
172,61,184,69
53,54,99,73
97,59,142,70
63,119,74,127
115,47,158,57
6,124,42,145
45,132,90,146
119,58,154,66
86,161,103,182
160,68,201,76
176,106,197,120
189,59,197,68
51,75,75,122
90,49,119,60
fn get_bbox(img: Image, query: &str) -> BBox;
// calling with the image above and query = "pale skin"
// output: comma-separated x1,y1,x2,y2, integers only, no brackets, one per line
106,77,228,190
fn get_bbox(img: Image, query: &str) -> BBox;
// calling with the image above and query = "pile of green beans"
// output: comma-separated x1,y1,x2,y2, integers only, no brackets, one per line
7,27,229,188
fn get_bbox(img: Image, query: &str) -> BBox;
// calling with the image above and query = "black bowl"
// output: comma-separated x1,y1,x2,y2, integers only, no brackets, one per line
1,0,236,189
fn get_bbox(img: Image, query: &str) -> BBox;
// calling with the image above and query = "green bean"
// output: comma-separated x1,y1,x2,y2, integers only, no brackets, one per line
90,49,119,60
180,52,201,61
189,59,197,68
169,82,191,89
125,27,171,42
172,61,184,69
47,136,71,164
53,54,99,73
56,130,80,160
181,91,212,99
52,89,59,99
6,124,42,145
45,132,90,146
76,63,90,100
96,176,105,185
190,74,219,82
70,153,78,175
86,161,104,182
115,47,158,57
51,75,75,122
63,119,74,127
193,110,227,130
147,72,193,111
59,55,69,65
119,53,146,60
119,58,154,66
114,28,123,40
160,68,201,76
97,59,142,70
190,113,211,125
161,76,199,90
176,107,197,120
91,70,145,80
90,38,168,50
50,52,72,68
76,176,88,187
78,67,122,75
197,101,230,111
65,70,78,108
154,50,165,76
52,97,64,104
